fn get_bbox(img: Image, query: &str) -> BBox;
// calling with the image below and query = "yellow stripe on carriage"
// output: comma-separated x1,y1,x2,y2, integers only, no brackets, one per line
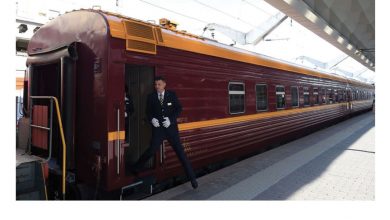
178,100,372,131
105,101,371,135
108,131,125,141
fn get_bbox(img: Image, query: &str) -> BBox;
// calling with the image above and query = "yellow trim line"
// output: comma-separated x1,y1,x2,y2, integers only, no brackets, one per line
178,101,372,131
107,101,372,136
108,131,125,141
103,12,373,89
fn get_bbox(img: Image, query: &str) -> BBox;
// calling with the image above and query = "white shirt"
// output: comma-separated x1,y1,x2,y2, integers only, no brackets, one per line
158,90,165,99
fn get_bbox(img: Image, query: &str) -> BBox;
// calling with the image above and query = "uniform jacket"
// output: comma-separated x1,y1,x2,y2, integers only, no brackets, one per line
146,90,182,127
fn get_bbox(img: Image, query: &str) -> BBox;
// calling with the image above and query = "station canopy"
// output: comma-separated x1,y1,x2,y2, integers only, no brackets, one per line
24,0,375,84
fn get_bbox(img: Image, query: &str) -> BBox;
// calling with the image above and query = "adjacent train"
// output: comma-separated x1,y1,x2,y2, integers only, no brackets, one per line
17,9,374,199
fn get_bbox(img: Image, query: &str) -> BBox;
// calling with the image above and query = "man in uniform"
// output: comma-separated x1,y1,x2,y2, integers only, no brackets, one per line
131,76,198,189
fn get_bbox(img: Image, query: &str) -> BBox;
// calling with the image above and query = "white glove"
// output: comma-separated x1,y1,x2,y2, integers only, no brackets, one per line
162,117,171,128
151,118,160,127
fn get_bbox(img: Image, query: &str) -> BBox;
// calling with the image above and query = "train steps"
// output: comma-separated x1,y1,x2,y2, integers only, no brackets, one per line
16,148,47,200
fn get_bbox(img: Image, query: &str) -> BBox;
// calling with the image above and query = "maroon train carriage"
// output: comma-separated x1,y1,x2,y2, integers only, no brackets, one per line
16,10,374,200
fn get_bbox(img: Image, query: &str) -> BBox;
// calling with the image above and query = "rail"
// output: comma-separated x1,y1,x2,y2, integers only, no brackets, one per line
117,108,120,175
29,96,67,200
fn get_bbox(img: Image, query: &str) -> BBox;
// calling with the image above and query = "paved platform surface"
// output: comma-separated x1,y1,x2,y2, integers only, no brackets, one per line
145,112,375,200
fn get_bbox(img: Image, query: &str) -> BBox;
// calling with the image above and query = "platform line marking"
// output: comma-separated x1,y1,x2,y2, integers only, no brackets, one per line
208,116,373,200
346,149,375,154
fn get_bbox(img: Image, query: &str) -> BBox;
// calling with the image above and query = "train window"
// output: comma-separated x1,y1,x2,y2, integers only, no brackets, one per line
345,90,347,101
342,90,346,102
339,90,342,102
291,86,299,107
313,88,319,105
339,90,343,102
229,82,245,114
276,85,285,109
303,87,310,106
334,89,339,103
328,89,333,104
322,88,326,104
255,84,268,111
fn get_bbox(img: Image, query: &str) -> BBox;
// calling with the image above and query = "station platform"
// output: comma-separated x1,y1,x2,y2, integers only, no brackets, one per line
145,111,375,200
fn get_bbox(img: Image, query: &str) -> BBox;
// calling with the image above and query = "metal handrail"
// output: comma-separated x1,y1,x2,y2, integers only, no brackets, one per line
29,96,67,200
116,108,120,175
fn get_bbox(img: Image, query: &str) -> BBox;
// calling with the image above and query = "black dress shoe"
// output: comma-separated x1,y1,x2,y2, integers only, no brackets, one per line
191,179,198,189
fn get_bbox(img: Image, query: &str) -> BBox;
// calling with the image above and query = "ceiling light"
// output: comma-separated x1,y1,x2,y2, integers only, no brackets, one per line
323,25,333,35
304,10,318,23
337,36,345,44
283,0,294,5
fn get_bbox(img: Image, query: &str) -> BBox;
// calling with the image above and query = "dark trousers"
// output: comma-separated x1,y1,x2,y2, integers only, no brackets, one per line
134,126,196,181
125,119,129,142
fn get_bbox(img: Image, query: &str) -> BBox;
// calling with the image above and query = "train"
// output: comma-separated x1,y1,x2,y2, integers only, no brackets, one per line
16,9,374,200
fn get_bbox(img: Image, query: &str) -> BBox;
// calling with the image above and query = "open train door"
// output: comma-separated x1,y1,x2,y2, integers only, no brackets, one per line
124,65,155,176
17,43,78,200
25,44,77,168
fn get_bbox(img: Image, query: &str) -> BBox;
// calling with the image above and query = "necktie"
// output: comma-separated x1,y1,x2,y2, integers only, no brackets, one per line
159,93,164,106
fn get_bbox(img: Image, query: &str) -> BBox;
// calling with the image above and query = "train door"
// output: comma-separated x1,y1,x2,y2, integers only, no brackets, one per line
28,56,76,169
28,62,62,159
124,65,154,175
